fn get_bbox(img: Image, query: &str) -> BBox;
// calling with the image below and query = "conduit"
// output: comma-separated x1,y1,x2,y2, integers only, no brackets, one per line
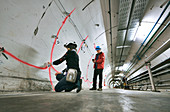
126,39,170,78
126,12,170,73
141,22,170,57
126,2,170,72
133,1,169,60
138,13,169,59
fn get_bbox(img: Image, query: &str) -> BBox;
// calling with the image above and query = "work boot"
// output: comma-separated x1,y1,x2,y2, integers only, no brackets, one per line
97,88,102,91
65,90,72,92
76,79,82,93
89,87,96,90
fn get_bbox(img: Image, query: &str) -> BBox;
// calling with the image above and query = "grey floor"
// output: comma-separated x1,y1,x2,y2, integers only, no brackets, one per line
0,89,170,112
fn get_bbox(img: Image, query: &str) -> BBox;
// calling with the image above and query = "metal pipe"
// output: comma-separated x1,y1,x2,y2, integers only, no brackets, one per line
136,13,169,60
133,1,169,60
133,13,169,67
126,63,145,78
141,21,170,58
126,39,170,78
127,21,169,73
126,2,170,71
126,12,170,73
145,39,170,62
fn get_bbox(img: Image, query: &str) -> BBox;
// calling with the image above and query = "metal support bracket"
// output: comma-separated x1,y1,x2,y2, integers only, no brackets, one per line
145,62,156,92
0,47,4,52
0,47,8,60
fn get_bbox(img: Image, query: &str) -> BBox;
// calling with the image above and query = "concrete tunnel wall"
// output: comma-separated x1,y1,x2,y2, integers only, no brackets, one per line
1,0,169,92
0,0,109,92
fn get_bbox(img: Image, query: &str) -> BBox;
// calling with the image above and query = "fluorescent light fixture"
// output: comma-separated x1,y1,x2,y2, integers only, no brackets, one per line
118,73,125,77
133,21,160,43
122,63,129,71
115,63,129,71
116,46,130,48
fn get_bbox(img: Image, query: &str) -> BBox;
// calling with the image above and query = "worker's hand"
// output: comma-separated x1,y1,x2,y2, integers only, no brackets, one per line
93,59,96,63
55,72,62,76
47,62,52,67
92,59,96,63
0,47,4,52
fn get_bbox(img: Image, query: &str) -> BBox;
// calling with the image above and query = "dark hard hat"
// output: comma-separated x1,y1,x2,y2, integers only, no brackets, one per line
64,42,77,49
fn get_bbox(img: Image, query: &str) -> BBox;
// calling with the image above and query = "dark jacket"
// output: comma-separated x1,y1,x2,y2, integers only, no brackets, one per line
53,50,81,72
93,52,105,69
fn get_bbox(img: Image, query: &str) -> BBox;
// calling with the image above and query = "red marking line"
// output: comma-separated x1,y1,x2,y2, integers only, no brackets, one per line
49,8,76,91
77,36,88,54
86,54,94,79
3,49,48,70
94,43,96,49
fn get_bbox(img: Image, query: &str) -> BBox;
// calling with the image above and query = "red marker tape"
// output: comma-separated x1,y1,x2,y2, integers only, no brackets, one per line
86,54,94,79
48,67,55,91
77,36,88,54
94,43,96,49
3,49,48,69
49,8,76,91
51,65,59,73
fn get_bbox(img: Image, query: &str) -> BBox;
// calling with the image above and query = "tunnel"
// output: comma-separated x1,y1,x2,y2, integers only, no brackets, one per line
0,0,170,112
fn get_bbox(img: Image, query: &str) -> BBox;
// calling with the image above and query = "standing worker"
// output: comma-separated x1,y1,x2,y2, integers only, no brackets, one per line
48,42,82,93
90,46,105,91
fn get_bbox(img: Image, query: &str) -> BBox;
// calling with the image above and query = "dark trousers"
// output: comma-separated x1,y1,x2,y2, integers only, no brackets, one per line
55,72,81,92
92,69,103,89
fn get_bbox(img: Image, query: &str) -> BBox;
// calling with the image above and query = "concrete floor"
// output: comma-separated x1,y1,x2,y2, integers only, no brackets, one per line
0,89,170,112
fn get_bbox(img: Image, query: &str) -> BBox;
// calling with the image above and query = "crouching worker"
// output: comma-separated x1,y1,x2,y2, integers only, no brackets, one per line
48,42,82,93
